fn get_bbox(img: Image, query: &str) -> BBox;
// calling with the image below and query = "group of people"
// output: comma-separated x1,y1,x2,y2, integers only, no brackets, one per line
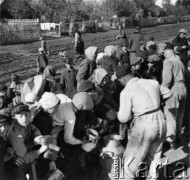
0,26,190,180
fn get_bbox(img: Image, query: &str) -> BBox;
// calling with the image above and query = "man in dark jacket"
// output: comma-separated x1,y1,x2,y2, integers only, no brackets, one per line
129,27,144,53
7,103,47,180
0,114,11,180
60,57,77,98
172,29,189,58
37,48,48,75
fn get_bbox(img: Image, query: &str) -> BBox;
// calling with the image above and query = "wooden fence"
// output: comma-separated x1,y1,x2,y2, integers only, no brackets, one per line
0,19,41,45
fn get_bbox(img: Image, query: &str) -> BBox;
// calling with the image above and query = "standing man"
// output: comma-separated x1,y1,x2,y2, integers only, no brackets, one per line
60,57,77,98
172,29,189,58
39,37,50,55
37,48,48,75
129,26,144,54
162,44,187,149
118,73,171,180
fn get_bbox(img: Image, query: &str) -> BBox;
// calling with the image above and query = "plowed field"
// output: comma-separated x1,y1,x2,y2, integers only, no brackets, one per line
1,21,190,85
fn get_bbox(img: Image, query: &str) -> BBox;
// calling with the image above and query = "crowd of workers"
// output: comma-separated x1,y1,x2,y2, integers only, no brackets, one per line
0,26,190,180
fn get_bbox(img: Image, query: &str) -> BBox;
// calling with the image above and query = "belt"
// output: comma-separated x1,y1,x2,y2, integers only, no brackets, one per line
139,107,160,116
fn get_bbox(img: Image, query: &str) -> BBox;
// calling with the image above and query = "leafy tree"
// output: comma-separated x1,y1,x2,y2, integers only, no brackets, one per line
8,0,37,19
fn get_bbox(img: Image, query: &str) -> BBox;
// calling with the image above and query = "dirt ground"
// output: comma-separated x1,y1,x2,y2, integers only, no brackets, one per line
1,21,190,86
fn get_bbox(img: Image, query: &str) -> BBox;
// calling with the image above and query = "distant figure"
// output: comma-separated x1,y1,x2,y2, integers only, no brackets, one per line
116,23,129,49
81,20,86,33
73,28,84,55
39,37,50,55
129,27,144,53
69,20,74,37
37,48,48,75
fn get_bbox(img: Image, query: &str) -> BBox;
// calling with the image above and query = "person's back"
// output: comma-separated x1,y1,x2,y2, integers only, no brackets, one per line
122,78,161,116
162,54,185,89
97,56,118,76
129,29,144,52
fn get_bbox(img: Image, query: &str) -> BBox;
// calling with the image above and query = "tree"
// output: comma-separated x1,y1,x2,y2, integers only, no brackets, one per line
7,0,37,19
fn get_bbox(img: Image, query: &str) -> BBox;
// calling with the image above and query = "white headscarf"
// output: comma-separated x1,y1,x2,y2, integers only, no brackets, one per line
92,68,108,85
85,46,98,60
39,92,60,110
104,45,117,58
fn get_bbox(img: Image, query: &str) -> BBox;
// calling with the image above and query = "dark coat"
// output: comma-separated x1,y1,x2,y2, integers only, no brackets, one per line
129,32,144,52
172,35,189,57
97,56,118,76
60,68,77,98
76,59,96,82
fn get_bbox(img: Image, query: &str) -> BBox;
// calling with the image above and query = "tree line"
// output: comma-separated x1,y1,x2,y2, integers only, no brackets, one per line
0,0,190,23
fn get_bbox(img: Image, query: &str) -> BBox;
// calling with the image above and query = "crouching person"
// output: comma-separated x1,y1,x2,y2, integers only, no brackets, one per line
7,103,47,180
118,75,172,180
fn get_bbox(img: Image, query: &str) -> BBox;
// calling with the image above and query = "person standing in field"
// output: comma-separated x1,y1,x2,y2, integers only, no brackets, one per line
36,48,48,75
39,37,50,55
116,23,129,49
72,28,84,56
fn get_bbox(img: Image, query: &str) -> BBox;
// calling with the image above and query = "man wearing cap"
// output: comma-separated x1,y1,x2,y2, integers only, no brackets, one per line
172,29,189,59
7,103,48,180
162,44,187,149
60,57,77,98
0,114,10,180
118,74,171,180
129,26,144,53
37,47,48,75
130,56,142,77
135,41,148,60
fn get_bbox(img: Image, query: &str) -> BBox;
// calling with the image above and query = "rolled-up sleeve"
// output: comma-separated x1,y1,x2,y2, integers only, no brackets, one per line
118,88,133,123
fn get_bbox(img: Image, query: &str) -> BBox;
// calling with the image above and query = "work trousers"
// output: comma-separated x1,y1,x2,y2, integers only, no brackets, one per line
164,82,187,142
120,110,166,180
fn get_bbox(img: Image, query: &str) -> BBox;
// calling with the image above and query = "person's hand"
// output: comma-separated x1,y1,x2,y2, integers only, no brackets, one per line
182,45,187,49
38,145,48,155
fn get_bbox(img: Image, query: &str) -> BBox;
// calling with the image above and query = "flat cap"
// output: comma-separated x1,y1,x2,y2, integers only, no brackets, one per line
11,103,30,116
130,56,142,66
179,29,187,34
147,55,160,63
77,80,95,92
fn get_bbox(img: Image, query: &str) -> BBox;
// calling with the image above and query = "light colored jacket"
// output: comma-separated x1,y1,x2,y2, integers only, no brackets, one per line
118,78,171,123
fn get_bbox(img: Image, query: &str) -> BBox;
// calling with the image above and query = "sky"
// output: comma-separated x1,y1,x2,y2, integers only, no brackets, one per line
155,0,178,7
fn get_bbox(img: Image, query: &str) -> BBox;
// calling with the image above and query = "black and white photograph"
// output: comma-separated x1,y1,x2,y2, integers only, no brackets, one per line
0,0,190,179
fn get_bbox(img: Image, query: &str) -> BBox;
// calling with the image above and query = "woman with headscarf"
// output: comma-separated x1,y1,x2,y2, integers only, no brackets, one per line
76,46,98,89
97,45,118,76
92,68,119,112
